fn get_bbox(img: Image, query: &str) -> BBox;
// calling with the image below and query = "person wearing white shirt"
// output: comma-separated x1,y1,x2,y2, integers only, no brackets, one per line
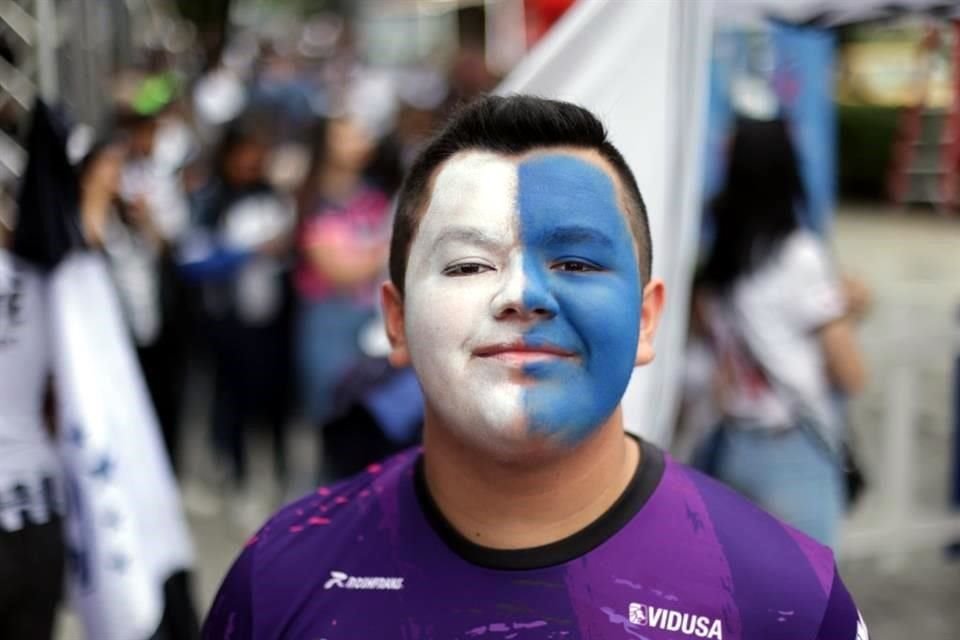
693,117,867,548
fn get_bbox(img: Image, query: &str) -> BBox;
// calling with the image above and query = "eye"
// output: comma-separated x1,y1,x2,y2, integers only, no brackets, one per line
552,259,601,273
443,262,494,277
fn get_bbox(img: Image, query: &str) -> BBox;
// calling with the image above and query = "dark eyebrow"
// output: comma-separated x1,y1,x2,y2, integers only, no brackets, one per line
431,227,504,251
544,224,614,248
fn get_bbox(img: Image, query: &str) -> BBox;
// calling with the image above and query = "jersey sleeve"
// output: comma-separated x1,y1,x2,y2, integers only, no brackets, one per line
814,567,867,640
782,234,846,331
202,542,257,640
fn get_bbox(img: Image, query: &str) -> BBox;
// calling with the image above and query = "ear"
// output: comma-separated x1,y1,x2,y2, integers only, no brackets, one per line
635,278,666,367
381,281,411,368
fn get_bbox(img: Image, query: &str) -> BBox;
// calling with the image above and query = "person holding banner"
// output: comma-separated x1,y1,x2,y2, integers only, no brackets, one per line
78,136,190,475
204,96,867,640
0,214,64,640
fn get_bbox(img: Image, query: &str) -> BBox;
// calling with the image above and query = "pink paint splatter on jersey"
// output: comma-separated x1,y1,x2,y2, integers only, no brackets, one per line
308,516,331,526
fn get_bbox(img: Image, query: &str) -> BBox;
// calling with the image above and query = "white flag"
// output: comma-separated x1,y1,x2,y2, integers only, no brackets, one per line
50,251,194,640
498,0,714,445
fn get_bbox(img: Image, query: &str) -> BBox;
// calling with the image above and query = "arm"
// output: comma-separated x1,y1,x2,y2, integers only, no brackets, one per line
202,544,256,640
839,273,871,323
303,240,387,288
818,318,867,395
175,230,255,283
783,236,867,395
300,214,388,287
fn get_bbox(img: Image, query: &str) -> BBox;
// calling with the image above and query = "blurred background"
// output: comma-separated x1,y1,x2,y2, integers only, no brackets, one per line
0,0,957,638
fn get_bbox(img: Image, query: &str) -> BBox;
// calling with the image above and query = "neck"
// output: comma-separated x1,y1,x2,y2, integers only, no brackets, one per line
422,407,639,550
316,166,361,202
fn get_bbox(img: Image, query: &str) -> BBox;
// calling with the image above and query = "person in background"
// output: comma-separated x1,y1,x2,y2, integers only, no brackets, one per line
116,102,195,474
78,139,203,638
0,206,64,640
79,136,190,474
179,116,295,526
116,109,191,244
293,116,391,476
693,116,867,547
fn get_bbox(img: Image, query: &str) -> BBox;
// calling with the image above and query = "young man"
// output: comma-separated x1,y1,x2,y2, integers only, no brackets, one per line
204,95,867,640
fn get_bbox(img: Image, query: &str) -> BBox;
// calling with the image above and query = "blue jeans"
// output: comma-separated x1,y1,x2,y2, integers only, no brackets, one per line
696,422,846,548
296,297,374,425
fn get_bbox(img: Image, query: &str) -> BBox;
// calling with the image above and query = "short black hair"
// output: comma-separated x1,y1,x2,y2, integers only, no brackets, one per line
388,94,652,294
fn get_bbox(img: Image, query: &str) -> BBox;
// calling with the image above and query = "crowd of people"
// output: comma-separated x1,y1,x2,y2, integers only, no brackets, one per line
71,40,494,523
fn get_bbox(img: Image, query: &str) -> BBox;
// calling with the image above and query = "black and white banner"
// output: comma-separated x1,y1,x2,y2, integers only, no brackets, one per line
50,251,193,640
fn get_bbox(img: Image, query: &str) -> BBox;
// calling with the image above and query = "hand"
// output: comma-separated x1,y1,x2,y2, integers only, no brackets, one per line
841,274,872,322
126,196,152,228
257,234,290,258
80,206,109,248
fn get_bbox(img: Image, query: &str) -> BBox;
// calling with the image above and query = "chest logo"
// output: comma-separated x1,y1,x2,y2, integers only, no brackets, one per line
629,602,723,639
324,570,404,591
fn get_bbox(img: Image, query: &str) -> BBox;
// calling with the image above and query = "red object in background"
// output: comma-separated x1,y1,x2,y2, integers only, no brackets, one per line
525,0,576,46
944,19,960,211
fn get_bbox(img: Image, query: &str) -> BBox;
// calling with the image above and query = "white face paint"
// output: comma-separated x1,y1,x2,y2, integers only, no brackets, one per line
403,151,526,453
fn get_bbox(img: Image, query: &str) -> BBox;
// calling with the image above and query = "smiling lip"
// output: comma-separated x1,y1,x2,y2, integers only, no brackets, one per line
473,342,575,364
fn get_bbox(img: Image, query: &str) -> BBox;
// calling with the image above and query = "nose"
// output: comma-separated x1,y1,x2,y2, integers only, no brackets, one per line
491,253,558,321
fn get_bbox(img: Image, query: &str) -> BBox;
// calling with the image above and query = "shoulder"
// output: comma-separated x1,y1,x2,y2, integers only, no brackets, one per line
658,458,852,636
668,458,838,584
244,450,418,583
778,230,834,276
205,450,420,636
203,452,417,640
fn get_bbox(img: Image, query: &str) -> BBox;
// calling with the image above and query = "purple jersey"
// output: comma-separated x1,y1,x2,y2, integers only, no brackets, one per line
204,439,865,639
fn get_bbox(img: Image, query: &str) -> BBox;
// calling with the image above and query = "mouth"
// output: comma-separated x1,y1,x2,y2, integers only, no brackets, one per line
473,341,576,365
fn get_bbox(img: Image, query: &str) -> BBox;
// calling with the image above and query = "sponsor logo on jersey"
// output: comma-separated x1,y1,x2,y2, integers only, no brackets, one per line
323,570,404,590
629,602,723,639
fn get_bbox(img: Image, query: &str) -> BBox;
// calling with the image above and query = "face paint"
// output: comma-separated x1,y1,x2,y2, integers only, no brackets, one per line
402,150,641,455
403,152,527,452
516,154,641,442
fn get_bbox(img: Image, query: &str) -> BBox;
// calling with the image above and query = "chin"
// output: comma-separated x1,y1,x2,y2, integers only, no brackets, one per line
451,420,587,465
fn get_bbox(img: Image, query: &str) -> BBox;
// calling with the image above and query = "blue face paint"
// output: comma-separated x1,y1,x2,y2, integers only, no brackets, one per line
516,153,642,443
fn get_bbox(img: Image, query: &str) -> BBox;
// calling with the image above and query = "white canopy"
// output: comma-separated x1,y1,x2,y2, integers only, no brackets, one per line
717,0,959,26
